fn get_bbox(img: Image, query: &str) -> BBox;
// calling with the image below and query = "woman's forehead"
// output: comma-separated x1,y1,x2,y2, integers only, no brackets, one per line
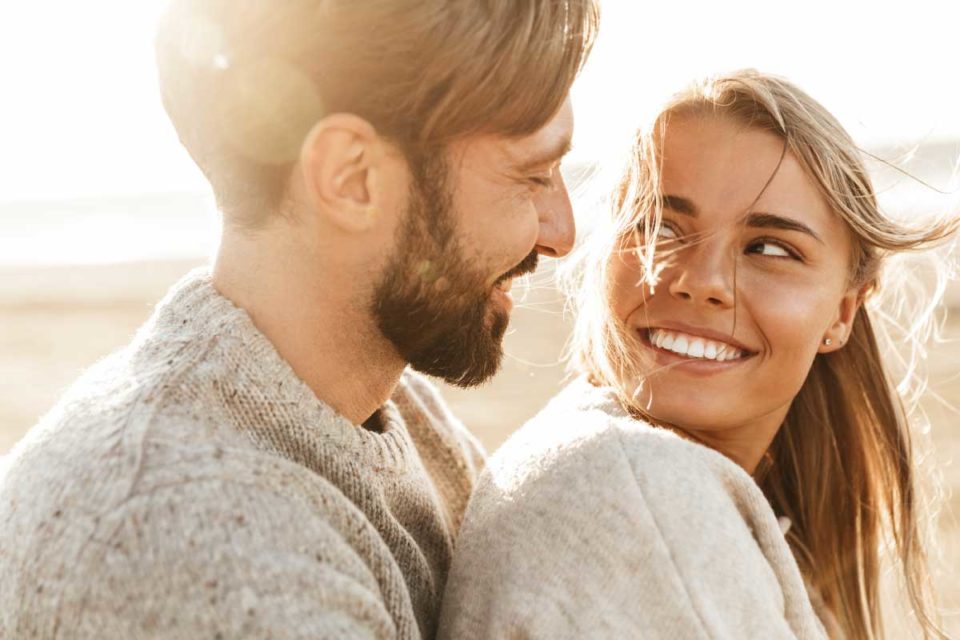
658,115,836,231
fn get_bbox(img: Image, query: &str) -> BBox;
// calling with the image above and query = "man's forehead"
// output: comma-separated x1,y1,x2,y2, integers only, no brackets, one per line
448,100,574,171
502,101,575,170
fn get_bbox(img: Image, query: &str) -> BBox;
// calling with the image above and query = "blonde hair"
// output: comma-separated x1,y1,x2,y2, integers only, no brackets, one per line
563,70,959,639
156,0,600,226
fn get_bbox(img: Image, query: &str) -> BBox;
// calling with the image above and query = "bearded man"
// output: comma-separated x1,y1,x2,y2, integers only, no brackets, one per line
0,0,598,637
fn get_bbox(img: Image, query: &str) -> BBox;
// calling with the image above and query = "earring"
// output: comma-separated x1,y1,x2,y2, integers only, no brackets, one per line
823,337,833,346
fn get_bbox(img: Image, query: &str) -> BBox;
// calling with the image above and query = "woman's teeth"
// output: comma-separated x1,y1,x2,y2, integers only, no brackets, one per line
648,328,744,362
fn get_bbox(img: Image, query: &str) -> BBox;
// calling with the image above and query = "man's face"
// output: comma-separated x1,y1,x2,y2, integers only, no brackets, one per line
373,99,575,387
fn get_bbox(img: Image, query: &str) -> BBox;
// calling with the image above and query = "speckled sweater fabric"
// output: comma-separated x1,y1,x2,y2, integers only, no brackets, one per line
0,267,485,639
438,377,827,640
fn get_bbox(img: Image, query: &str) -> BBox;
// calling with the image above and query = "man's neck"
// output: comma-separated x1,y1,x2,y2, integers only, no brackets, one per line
211,237,406,426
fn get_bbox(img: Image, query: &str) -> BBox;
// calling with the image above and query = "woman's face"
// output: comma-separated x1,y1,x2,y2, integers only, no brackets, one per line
609,114,861,461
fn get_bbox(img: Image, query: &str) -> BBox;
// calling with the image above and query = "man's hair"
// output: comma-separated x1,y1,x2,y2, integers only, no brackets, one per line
156,0,600,227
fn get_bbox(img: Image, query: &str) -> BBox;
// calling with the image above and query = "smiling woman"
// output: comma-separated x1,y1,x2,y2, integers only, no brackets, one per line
609,113,863,469
576,71,960,639
437,70,959,640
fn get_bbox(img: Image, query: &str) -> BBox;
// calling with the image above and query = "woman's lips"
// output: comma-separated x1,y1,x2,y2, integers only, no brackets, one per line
638,327,756,370
647,327,748,361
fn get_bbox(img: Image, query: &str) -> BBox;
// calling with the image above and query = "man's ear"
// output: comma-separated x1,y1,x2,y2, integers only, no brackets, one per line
819,285,867,353
299,114,383,233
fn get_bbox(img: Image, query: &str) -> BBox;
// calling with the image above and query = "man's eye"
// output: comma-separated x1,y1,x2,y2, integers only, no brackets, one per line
527,164,562,190
529,175,554,189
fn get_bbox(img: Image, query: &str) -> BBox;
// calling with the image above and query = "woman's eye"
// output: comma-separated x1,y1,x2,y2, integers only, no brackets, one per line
747,240,795,259
635,222,680,242
657,225,679,241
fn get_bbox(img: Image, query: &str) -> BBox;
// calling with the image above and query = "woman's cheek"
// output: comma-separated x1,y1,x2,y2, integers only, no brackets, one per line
751,284,834,359
612,260,658,324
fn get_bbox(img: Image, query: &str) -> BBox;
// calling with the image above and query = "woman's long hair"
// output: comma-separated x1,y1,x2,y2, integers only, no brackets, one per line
562,70,959,639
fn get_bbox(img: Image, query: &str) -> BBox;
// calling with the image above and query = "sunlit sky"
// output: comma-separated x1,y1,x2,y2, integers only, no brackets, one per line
1,0,959,202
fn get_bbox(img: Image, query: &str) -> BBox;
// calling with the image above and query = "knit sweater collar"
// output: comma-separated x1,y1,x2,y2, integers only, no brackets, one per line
140,265,420,471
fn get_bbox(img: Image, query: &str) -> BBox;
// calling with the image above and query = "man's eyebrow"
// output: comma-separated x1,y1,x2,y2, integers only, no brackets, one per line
513,135,573,173
661,194,824,244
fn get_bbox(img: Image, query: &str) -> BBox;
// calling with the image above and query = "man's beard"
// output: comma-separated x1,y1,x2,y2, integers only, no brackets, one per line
371,154,538,388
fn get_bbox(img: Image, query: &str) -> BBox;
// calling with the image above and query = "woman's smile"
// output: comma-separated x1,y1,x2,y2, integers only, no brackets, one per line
637,325,757,375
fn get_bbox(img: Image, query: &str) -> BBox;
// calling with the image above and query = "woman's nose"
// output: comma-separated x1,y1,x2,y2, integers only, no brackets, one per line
665,241,736,309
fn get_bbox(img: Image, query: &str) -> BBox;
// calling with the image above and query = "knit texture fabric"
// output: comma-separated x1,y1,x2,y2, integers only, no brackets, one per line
438,377,826,640
0,267,485,639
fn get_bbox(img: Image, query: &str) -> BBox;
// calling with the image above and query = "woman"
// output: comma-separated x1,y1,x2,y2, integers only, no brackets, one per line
438,71,957,639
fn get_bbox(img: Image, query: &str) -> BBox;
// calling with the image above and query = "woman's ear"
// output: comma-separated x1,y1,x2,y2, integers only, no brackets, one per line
298,114,384,233
819,285,867,353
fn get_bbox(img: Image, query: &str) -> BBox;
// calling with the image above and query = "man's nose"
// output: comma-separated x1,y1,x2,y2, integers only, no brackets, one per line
533,176,575,258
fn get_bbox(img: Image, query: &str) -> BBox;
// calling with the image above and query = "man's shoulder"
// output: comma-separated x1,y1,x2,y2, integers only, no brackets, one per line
1,384,292,530
4,336,230,477
0,388,385,580
1,335,358,548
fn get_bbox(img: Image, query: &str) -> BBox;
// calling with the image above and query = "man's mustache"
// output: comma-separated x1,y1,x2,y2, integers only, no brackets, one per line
496,251,539,286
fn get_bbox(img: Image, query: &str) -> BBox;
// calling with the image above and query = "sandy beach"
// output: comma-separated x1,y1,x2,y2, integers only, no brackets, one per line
2,259,958,632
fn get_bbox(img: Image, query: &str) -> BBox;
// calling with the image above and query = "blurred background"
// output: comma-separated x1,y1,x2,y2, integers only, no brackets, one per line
2,0,959,633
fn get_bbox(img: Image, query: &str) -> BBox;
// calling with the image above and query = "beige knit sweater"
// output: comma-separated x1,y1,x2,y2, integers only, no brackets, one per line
0,267,485,639
438,377,827,640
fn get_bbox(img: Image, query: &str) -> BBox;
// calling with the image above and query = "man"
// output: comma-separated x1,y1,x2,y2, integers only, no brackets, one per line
0,0,598,638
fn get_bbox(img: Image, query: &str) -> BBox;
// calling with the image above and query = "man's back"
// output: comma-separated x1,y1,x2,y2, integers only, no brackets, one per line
0,269,484,639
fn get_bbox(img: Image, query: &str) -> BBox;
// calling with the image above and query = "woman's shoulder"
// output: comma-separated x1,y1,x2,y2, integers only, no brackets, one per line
441,378,814,639
483,376,746,505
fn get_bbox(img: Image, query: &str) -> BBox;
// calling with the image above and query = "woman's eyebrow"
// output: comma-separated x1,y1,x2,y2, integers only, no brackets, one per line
662,194,696,215
746,212,824,244
662,195,824,244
